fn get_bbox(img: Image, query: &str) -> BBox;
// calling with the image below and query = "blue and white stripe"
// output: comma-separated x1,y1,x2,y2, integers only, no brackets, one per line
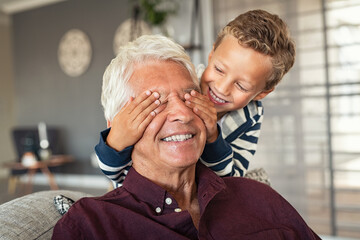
200,100,263,177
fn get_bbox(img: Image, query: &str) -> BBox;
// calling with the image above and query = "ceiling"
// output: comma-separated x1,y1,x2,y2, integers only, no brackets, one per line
0,0,66,14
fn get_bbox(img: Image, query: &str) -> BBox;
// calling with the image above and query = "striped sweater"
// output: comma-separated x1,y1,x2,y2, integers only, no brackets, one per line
200,100,263,177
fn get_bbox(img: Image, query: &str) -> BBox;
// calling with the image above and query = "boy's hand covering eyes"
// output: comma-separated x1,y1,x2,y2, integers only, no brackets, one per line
185,90,218,143
106,90,162,151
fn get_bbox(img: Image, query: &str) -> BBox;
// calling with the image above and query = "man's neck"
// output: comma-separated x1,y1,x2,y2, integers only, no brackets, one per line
167,178,200,229
133,162,200,228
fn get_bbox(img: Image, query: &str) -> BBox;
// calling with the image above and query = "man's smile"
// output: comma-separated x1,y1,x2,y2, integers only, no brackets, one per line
161,134,194,142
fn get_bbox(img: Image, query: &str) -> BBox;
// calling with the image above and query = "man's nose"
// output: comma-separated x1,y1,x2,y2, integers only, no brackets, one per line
166,96,194,123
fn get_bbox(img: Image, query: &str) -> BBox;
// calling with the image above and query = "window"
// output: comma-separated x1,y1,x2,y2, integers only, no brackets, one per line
212,0,360,238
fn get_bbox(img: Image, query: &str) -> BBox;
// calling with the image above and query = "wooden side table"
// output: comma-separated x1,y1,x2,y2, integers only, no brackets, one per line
3,155,73,194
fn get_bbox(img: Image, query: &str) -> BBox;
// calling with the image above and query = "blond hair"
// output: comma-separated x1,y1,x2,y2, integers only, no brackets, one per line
214,10,296,90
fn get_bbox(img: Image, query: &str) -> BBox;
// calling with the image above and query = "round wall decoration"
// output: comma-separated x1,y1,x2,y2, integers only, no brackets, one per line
113,18,152,56
58,29,92,77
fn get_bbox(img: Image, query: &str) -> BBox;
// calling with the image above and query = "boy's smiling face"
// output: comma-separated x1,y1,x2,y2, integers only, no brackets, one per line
200,35,274,118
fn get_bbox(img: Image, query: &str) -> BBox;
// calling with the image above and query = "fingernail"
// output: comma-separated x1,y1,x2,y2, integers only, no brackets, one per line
150,111,156,116
184,93,190,99
146,90,151,96
191,90,196,96
155,100,160,105
153,92,160,98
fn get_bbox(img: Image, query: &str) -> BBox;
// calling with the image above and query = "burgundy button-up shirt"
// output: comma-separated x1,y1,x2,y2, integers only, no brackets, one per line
52,163,320,240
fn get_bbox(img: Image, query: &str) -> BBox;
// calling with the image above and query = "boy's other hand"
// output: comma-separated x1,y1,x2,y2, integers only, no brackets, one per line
107,90,161,151
185,90,218,143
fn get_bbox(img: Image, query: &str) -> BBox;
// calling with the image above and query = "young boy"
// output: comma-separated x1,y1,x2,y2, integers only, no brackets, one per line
95,9,295,187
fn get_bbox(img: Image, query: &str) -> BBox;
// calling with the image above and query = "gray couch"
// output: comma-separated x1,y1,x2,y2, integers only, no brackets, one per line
0,190,92,240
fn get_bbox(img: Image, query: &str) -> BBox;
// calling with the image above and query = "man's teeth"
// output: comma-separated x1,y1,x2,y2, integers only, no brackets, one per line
210,90,226,103
162,134,193,142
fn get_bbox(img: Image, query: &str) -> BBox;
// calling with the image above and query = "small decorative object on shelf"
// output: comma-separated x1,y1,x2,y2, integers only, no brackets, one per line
21,152,37,167
20,134,38,167
38,122,52,160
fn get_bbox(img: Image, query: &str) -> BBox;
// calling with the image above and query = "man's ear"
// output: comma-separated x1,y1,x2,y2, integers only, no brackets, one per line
253,88,274,101
107,120,111,128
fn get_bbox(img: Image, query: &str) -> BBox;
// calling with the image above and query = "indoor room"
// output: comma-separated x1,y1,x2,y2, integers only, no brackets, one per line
0,0,359,239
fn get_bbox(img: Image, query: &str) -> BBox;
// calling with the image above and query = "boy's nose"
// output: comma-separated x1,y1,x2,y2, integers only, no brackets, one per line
215,79,231,96
166,96,194,123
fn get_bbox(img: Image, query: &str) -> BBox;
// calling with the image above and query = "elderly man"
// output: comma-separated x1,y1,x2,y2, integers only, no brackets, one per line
52,35,320,240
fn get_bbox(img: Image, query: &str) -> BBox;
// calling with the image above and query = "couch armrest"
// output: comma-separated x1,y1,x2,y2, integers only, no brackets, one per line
244,168,271,186
0,190,93,240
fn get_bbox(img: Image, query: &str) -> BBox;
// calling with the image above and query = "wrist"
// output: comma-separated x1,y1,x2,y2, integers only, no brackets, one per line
107,129,125,151
206,129,219,143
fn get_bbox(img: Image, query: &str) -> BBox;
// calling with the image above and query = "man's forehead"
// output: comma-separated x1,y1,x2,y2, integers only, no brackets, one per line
152,84,199,95
130,60,200,95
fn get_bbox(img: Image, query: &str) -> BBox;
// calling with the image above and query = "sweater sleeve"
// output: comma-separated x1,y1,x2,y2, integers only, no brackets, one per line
94,128,133,187
200,101,263,177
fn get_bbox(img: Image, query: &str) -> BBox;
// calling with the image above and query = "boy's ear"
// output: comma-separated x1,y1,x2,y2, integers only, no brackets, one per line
107,120,111,128
253,88,274,101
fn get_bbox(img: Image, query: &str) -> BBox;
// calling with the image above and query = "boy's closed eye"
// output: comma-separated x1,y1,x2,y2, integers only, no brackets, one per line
235,82,249,92
214,65,224,74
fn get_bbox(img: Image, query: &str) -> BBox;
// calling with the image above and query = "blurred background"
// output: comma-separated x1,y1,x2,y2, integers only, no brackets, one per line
0,0,359,239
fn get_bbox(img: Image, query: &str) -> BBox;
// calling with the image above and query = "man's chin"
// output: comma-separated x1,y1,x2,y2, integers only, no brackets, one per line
160,149,200,167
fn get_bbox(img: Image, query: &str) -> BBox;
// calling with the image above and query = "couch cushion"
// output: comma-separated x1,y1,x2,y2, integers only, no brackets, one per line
0,190,93,240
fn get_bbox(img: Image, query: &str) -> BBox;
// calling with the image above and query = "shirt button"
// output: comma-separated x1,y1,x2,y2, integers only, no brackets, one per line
155,207,162,213
165,197,172,205
174,208,182,213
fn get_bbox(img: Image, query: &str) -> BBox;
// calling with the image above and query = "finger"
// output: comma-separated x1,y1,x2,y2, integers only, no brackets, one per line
188,99,217,123
185,91,213,109
190,89,208,101
153,103,165,115
185,99,216,124
137,111,158,133
129,91,160,117
127,90,158,114
185,98,216,119
132,98,161,125
193,105,216,124
132,98,166,131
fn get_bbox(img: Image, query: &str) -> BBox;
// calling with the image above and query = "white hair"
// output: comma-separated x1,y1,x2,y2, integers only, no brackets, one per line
101,35,198,122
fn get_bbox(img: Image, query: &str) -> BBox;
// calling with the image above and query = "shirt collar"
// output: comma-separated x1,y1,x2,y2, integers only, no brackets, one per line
122,162,226,214
195,162,226,213
122,166,166,211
